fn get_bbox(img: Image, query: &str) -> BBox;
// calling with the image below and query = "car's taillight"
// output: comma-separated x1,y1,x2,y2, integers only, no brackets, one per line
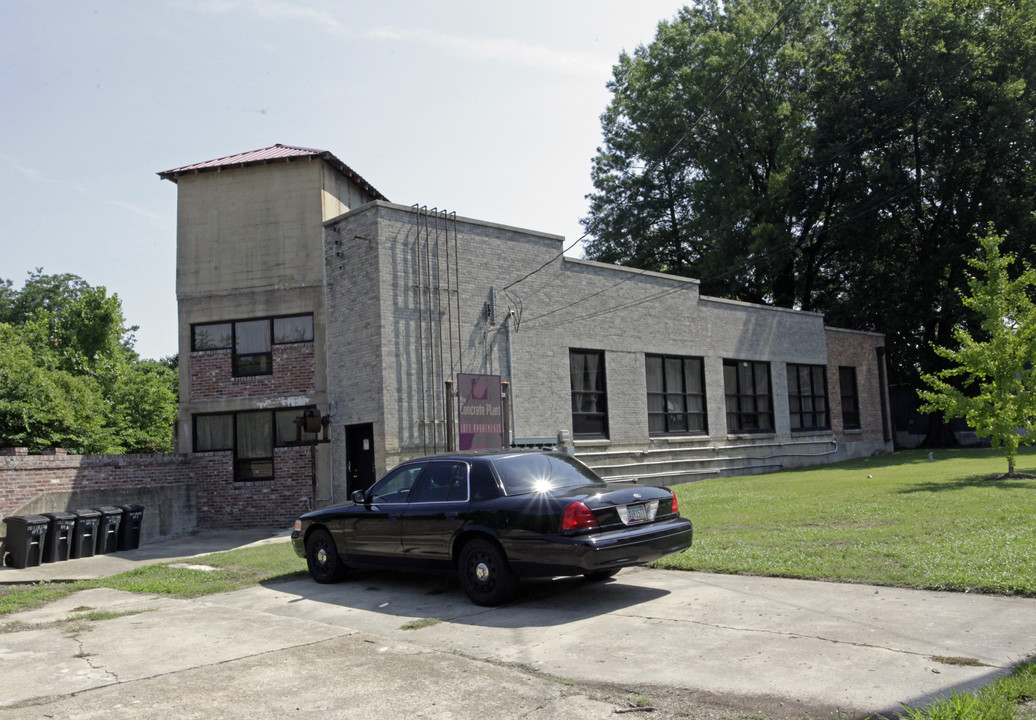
670,490,679,514
561,501,599,531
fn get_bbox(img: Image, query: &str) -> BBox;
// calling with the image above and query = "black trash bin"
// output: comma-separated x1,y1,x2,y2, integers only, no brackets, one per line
2,515,49,568
41,512,76,563
93,506,123,554
117,504,144,551
70,509,100,559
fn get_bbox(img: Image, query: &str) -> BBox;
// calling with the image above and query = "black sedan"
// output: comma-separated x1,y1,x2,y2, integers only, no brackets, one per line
291,450,692,605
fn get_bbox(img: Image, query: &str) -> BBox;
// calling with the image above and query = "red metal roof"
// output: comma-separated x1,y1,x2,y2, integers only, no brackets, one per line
158,144,387,201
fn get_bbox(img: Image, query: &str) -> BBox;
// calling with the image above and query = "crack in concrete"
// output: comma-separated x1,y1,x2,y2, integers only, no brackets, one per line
70,630,121,683
614,611,1002,665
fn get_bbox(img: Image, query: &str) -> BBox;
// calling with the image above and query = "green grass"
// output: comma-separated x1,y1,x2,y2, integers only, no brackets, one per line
659,447,1036,596
895,661,1036,720
0,458,1033,720
0,542,307,616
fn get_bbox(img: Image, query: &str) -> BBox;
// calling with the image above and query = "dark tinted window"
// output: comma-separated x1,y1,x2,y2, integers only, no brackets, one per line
410,461,469,503
491,453,605,496
469,462,501,501
369,464,424,504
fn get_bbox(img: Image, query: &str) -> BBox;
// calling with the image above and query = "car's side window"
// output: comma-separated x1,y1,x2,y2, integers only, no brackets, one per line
469,462,501,501
369,464,425,504
410,461,468,503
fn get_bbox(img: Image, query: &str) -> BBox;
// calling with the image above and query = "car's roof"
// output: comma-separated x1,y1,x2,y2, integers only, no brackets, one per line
400,448,565,463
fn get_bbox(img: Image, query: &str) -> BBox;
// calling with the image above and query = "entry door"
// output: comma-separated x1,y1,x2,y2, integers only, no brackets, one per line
345,423,376,497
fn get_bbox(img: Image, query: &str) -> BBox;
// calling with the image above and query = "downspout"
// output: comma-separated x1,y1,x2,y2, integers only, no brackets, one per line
875,346,891,444
505,310,516,445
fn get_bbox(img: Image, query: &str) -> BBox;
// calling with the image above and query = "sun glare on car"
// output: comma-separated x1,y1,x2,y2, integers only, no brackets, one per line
532,477,553,493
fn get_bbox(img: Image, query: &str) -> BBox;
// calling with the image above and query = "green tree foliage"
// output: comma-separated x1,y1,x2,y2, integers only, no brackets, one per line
583,0,1036,388
918,233,1036,475
0,270,177,454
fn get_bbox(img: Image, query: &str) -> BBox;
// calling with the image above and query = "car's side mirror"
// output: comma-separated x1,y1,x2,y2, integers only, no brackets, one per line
352,489,366,505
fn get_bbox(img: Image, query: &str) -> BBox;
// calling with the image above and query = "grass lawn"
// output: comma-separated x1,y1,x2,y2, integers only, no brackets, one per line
659,447,1036,596
0,543,307,616
1,448,1034,720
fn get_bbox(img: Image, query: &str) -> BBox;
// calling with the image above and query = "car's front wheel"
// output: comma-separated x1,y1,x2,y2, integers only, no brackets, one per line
458,538,517,606
306,528,347,583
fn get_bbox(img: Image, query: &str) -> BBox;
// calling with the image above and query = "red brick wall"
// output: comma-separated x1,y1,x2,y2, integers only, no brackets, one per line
825,329,890,444
2,446,313,534
190,343,316,400
0,449,192,517
187,447,313,528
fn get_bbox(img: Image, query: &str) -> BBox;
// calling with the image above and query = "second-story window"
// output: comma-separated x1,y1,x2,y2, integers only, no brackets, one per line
192,314,314,377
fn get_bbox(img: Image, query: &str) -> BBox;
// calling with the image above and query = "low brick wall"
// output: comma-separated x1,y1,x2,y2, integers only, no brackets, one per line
1,447,311,542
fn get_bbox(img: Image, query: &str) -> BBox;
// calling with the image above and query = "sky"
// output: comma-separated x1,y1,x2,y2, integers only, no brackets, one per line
1,0,689,361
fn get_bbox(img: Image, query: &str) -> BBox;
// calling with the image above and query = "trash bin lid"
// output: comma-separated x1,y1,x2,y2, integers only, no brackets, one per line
72,508,101,518
93,506,123,515
42,511,77,521
3,514,50,526
118,504,145,512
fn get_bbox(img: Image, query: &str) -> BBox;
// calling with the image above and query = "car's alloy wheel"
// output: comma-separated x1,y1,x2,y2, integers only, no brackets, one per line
306,528,346,583
458,538,516,606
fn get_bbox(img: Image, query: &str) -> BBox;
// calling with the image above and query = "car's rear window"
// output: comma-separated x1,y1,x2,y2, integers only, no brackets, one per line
491,454,606,496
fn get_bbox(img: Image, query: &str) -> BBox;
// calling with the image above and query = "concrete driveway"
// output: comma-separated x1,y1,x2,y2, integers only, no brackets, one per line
2,536,1035,719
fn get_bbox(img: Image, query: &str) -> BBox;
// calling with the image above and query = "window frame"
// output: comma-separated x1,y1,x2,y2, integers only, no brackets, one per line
569,348,609,439
786,363,831,432
839,366,861,430
192,405,317,482
723,359,774,433
190,314,314,377
645,354,708,436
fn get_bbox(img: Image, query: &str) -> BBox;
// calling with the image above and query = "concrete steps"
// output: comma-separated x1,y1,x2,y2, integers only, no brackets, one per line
577,436,837,487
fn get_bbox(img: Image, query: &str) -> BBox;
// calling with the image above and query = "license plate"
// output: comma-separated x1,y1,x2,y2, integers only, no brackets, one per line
626,503,648,522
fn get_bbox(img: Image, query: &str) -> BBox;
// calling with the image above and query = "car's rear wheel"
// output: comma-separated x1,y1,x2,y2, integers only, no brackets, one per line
458,538,517,606
306,528,347,583
583,568,620,581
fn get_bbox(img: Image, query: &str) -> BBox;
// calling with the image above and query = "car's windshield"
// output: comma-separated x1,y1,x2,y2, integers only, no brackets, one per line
490,453,605,496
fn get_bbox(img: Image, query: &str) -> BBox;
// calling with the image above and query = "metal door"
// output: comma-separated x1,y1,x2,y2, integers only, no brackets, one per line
345,423,376,497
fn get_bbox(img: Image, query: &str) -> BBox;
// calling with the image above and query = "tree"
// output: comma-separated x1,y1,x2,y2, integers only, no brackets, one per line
583,0,1036,393
0,270,177,454
918,233,1036,475
0,323,111,453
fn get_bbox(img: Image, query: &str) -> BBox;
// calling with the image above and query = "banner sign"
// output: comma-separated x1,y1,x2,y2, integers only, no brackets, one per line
457,373,503,450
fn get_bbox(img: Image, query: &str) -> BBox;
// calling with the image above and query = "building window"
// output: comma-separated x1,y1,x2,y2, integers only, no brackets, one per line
787,364,830,431
193,406,316,481
646,355,707,435
839,366,861,430
723,359,774,433
570,349,608,438
191,314,314,377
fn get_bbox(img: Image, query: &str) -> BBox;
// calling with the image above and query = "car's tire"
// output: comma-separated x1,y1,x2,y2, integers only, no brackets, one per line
458,538,517,606
306,528,347,584
583,568,620,581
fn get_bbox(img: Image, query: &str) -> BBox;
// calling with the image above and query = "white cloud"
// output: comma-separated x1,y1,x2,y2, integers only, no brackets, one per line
190,0,609,78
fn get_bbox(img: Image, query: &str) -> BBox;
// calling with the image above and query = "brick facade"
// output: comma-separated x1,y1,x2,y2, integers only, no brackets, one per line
189,343,317,400
191,447,313,528
825,328,891,450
